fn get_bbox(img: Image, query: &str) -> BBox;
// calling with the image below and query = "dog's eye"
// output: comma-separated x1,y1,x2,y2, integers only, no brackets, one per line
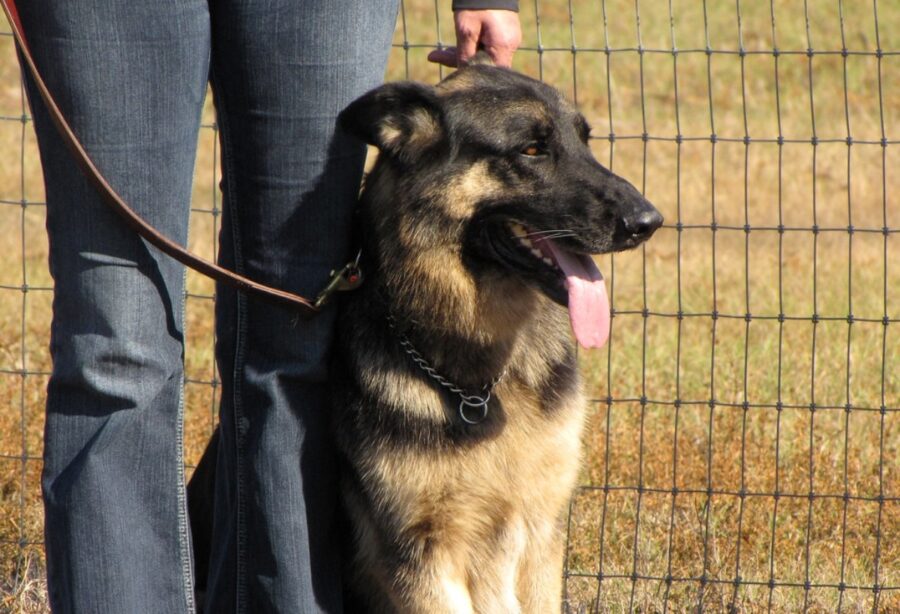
521,143,546,157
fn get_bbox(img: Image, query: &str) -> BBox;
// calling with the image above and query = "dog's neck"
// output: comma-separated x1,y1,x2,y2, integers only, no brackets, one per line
374,285,514,391
369,271,575,396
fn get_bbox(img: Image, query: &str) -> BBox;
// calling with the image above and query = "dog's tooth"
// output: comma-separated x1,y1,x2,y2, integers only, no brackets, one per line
542,257,554,266
531,248,543,259
511,224,534,249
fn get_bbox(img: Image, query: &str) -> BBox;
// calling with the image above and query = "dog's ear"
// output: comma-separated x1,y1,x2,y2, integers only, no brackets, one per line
339,82,443,161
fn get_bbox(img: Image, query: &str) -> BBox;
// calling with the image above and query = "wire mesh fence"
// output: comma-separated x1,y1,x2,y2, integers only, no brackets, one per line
1,1,897,612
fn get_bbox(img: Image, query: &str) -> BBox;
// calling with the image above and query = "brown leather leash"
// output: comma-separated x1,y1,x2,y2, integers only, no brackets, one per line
1,0,362,317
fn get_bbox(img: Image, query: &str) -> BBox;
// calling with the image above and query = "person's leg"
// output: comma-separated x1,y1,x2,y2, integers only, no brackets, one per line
18,1,210,611
203,0,398,611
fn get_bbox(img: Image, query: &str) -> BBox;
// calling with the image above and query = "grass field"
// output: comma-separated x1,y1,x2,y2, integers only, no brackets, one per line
1,1,898,612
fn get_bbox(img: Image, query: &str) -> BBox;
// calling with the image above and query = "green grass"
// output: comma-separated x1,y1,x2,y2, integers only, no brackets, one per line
2,1,899,611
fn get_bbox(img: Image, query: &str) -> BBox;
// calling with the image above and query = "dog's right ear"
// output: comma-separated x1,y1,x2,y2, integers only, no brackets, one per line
339,82,443,161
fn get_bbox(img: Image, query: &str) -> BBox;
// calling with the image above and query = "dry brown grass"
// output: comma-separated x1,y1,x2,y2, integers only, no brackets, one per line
2,1,899,612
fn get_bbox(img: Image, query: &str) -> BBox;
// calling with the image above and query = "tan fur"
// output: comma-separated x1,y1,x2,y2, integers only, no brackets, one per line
420,161,505,220
379,107,442,152
394,254,537,343
358,352,446,420
351,375,585,613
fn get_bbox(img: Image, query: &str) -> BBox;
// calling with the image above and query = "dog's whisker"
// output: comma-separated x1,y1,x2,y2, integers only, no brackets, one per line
525,231,577,241
508,230,578,247
536,230,577,237
523,228,575,237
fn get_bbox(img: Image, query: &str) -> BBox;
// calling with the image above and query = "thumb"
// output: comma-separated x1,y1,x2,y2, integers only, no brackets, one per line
427,47,459,67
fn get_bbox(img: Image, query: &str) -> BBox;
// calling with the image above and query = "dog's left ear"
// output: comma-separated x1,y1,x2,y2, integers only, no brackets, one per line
339,82,444,161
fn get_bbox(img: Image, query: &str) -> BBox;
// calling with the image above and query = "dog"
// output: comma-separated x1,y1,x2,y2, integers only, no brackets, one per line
330,56,662,612
187,56,662,612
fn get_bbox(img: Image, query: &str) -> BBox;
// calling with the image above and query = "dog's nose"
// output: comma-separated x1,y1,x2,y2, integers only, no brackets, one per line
624,208,664,239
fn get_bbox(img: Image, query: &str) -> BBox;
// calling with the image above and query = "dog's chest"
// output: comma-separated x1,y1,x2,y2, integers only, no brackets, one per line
361,384,586,539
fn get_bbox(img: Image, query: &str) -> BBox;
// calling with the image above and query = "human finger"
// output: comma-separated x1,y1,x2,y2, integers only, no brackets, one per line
427,47,459,67
455,10,521,68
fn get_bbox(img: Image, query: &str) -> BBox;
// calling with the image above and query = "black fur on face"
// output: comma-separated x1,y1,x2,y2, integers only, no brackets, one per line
338,62,663,308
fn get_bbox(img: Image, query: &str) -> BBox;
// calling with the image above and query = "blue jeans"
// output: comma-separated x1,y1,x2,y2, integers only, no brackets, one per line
19,1,398,611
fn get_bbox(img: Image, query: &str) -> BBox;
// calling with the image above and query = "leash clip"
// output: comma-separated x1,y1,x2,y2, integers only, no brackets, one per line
314,251,363,308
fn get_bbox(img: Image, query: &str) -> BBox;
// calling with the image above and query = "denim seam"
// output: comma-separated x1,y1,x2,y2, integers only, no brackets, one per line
209,70,250,614
175,273,197,613
176,25,207,605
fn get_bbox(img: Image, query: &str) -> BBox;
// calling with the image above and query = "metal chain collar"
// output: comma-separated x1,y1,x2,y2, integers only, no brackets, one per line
387,315,506,425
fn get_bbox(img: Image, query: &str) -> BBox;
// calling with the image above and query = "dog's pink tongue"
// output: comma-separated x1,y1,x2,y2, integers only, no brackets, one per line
543,241,611,349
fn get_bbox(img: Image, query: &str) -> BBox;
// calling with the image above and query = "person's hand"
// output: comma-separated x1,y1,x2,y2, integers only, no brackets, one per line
427,10,522,68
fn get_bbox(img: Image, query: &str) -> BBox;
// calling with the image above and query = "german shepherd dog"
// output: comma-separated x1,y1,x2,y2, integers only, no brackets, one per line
188,57,662,612
330,57,662,612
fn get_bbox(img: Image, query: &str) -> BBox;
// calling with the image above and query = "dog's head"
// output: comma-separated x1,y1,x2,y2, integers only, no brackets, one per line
339,59,662,348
